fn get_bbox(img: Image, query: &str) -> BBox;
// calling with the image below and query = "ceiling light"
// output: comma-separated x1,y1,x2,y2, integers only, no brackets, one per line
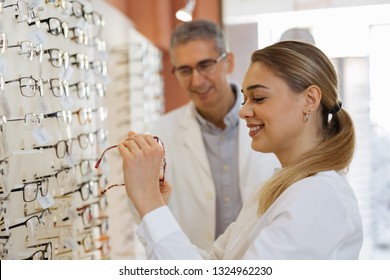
175,0,196,22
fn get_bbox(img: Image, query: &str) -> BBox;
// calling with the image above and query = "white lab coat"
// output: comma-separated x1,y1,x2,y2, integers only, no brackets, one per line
137,170,363,259
150,102,279,250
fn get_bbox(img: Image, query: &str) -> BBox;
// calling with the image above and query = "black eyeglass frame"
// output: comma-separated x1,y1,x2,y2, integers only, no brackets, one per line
171,52,227,78
1,208,51,232
10,177,49,203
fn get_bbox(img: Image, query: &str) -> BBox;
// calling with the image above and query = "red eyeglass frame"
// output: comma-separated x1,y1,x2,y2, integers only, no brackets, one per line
95,136,166,195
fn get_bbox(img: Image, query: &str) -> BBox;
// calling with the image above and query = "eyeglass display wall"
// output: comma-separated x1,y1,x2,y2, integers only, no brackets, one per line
103,27,164,259
0,0,110,260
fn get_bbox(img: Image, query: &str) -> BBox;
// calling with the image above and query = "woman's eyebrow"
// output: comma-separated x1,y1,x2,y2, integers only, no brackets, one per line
241,84,269,93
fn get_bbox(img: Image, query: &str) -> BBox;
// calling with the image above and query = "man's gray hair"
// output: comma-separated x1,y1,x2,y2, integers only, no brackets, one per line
170,19,227,59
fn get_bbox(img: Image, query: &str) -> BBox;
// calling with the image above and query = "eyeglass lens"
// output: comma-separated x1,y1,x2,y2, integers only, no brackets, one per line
11,178,49,202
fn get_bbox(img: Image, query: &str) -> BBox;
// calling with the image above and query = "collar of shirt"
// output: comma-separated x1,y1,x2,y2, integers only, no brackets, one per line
194,84,240,133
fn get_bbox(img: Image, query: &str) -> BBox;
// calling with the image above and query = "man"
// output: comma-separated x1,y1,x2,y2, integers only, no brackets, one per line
150,19,278,250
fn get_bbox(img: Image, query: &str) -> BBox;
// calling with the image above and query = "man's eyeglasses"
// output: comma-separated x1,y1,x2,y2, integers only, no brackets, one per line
172,52,227,81
95,136,166,194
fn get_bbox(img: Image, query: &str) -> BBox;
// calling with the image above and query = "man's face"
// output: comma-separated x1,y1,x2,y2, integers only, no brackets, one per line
171,39,233,112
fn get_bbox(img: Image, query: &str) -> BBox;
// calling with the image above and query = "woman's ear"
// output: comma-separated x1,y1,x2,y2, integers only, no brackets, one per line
303,85,321,112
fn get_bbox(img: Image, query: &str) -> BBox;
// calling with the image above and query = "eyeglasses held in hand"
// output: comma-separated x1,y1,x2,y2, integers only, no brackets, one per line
96,136,166,194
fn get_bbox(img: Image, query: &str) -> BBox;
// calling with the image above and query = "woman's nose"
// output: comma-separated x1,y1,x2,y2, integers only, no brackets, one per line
239,102,253,119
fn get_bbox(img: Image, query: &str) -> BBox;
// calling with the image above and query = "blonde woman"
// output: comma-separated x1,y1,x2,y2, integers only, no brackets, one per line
119,41,363,259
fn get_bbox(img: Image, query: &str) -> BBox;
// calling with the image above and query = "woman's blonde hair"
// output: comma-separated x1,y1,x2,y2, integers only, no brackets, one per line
251,41,356,214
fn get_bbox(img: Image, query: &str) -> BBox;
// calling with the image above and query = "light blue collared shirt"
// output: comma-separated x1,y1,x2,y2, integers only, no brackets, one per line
194,84,241,239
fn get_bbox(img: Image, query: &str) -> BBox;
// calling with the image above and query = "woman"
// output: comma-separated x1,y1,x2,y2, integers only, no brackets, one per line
118,41,363,259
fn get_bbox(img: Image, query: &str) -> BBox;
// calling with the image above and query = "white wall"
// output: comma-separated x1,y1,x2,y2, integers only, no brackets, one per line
223,0,390,20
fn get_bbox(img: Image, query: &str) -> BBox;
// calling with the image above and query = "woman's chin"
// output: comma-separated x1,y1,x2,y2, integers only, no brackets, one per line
251,141,268,153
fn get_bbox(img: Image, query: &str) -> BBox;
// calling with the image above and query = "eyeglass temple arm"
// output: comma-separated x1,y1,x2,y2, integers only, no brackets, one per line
4,78,20,84
95,145,117,168
27,242,52,249
44,111,61,118
62,189,78,196
33,145,56,151
100,183,125,195
5,117,24,122
6,44,20,49
2,4,16,10
27,20,37,26
28,17,46,26
3,219,29,231
62,181,85,196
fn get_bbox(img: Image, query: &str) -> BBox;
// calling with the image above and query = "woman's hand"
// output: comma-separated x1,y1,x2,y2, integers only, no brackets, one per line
127,131,171,204
160,180,172,205
118,133,165,218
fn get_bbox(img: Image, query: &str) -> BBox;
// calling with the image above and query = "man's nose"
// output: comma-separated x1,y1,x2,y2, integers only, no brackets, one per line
189,68,206,86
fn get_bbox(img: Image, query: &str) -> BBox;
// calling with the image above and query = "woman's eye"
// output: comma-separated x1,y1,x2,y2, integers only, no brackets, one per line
253,98,265,103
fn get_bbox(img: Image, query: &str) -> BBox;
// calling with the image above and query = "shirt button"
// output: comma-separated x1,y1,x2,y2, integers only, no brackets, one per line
205,192,213,200
223,165,228,172
207,232,213,241
224,196,230,202
138,237,146,246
